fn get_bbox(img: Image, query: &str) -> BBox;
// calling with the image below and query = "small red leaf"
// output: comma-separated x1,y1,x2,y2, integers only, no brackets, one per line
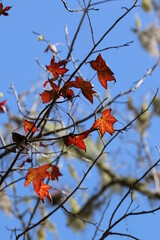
92,108,117,136
48,165,63,181
0,3,12,16
43,79,59,92
60,85,74,99
0,100,7,113
24,120,39,134
46,56,69,79
90,54,116,89
63,129,93,150
38,182,52,203
40,89,59,103
61,77,96,103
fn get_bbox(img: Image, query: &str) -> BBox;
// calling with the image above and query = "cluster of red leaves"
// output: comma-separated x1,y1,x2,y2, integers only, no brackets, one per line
0,3,12,16
40,54,115,104
40,76,96,104
23,54,117,202
24,164,62,202
0,100,7,113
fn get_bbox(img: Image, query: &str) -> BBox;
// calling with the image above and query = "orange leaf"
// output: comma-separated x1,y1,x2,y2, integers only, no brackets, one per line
46,56,69,79
0,3,12,16
92,109,117,136
89,54,116,89
38,182,51,203
0,100,7,113
63,129,92,151
24,164,62,202
24,120,39,134
24,164,50,193
40,89,59,103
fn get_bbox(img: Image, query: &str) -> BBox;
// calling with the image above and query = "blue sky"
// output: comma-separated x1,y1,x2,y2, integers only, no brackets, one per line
0,0,160,240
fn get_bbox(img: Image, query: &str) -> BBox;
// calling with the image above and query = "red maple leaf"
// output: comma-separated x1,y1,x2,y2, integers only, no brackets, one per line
24,119,39,134
59,84,74,99
61,77,96,103
61,88,74,99
40,89,59,103
63,129,93,151
69,77,96,103
89,54,116,89
91,108,117,136
0,100,7,113
46,56,69,79
0,3,12,16
24,164,62,202
38,182,51,203
43,79,59,91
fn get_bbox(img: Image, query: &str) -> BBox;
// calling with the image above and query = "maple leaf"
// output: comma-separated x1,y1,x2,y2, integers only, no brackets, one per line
24,119,39,134
62,88,74,99
40,89,59,103
92,109,117,136
63,129,93,151
0,100,7,113
46,56,69,79
89,54,116,89
0,3,12,16
70,77,96,103
60,84,74,99
38,182,51,203
61,77,96,103
43,79,59,92
24,164,62,202
47,165,63,180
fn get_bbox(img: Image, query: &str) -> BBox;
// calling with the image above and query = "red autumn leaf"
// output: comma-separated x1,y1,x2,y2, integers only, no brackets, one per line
47,165,63,180
0,100,7,113
92,108,117,136
70,77,96,103
38,182,51,203
89,54,116,89
62,88,74,99
63,129,93,151
43,79,59,92
61,77,96,103
46,56,69,79
24,164,62,202
0,3,12,16
24,119,39,134
40,89,59,103
60,84,74,99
